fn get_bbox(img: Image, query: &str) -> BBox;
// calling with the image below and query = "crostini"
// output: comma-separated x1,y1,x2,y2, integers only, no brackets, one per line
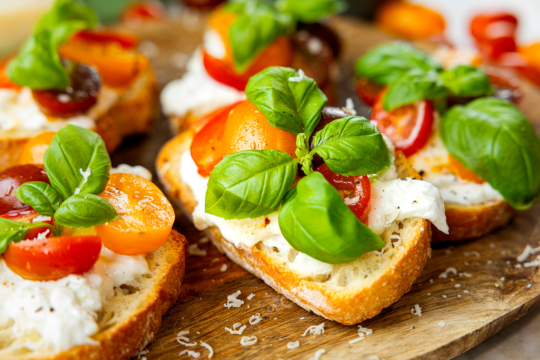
160,0,342,134
0,0,159,171
0,125,186,359
157,66,448,325
354,42,540,241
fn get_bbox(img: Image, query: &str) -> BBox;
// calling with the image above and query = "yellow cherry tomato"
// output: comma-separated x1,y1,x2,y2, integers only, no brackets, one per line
18,131,55,165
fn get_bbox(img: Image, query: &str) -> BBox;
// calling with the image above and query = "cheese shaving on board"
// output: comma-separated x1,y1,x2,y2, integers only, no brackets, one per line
302,323,325,336
247,293,255,300
188,243,207,257
287,341,300,349
240,336,257,346
349,333,365,344
438,321,446,328
463,251,481,258
439,267,457,279
179,350,201,358
225,323,246,335
224,290,244,309
518,244,540,263
524,255,540,268
220,264,227,272
309,349,326,360
249,313,262,325
411,304,422,317
200,341,213,359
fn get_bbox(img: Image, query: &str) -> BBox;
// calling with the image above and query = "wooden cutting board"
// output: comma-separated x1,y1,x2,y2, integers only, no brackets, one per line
112,13,540,360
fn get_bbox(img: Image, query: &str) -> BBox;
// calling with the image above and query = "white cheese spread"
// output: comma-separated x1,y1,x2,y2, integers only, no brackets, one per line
179,150,448,275
0,246,148,353
111,164,153,181
409,134,504,205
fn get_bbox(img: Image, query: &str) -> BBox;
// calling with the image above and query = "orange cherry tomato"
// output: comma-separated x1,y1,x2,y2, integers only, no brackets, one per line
191,102,241,177
122,1,165,22
96,173,174,255
0,57,21,90
71,29,139,49
18,132,56,165
315,163,371,224
514,42,540,87
221,100,297,158
470,12,518,60
3,235,102,281
375,0,445,40
371,88,434,157
355,77,383,106
448,155,485,184
1,209,54,241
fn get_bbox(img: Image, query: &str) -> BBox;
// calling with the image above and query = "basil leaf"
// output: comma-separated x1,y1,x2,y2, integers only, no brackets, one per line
0,217,56,253
7,0,97,89
44,125,111,199
312,116,393,176
0,230,28,254
206,149,297,220
15,182,63,217
440,98,540,209
228,1,293,72
278,172,384,264
246,67,327,137
354,42,442,85
439,65,493,97
275,0,346,23
383,70,447,111
54,193,120,228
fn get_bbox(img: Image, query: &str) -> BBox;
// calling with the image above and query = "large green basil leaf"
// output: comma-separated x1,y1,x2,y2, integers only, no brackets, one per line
7,0,97,89
440,98,540,209
54,193,120,228
228,1,293,72
205,149,297,219
354,42,442,85
246,67,327,137
439,65,493,97
44,125,111,199
275,0,345,23
383,69,447,111
278,172,384,264
15,182,63,217
311,116,393,176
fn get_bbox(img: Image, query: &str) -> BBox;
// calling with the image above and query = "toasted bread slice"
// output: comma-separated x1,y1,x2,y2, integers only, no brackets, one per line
0,230,187,360
156,132,431,325
0,66,159,172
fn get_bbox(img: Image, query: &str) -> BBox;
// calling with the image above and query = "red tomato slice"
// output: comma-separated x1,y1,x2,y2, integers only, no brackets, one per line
122,1,165,22
3,235,102,281
190,102,240,177
315,163,371,224
371,88,434,157
202,50,250,91
355,77,383,106
0,57,21,90
470,12,518,60
72,29,139,49
1,209,54,240
0,164,50,215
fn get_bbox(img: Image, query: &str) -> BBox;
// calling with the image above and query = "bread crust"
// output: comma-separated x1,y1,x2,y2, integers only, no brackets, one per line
156,132,432,325
3,230,187,360
432,201,514,242
0,66,158,171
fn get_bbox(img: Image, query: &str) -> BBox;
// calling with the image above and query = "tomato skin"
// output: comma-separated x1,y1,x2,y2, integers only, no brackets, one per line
122,1,165,22
470,12,518,60
1,209,54,240
18,132,56,165
371,89,434,157
315,163,371,224
96,173,174,255
202,50,250,91
0,58,21,90
0,164,50,215
72,30,139,49
191,102,240,177
3,235,102,281
355,77,383,106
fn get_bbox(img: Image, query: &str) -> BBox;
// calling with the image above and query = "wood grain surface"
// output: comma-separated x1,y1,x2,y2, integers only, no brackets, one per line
110,13,540,360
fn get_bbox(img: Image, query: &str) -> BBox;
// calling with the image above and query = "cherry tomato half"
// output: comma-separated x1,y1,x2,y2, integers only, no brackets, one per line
72,29,139,50
0,57,21,90
315,163,371,224
371,89,434,157
355,77,384,107
0,164,50,215
1,209,54,241
122,1,166,22
96,173,174,255
448,155,485,184
191,102,241,177
470,12,518,60
18,131,55,165
3,235,102,281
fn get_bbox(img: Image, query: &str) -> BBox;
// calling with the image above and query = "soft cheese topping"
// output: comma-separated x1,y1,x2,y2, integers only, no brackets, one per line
0,246,148,353
160,49,245,119
179,150,447,274
409,134,503,205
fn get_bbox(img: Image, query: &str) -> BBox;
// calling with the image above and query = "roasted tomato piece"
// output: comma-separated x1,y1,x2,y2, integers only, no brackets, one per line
0,57,21,90
72,29,138,49
0,164,50,215
1,209,54,240
371,89,434,157
96,173,174,255
19,131,56,165
448,155,485,184
315,163,371,224
355,77,384,107
3,235,102,281
191,102,240,177
122,1,166,22
32,62,101,117
470,12,518,60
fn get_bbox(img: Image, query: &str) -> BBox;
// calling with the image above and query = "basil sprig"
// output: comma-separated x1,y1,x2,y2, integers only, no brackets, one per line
354,42,493,111
7,0,97,89
225,0,343,71
279,172,384,264
441,98,540,209
0,218,55,253
206,67,391,263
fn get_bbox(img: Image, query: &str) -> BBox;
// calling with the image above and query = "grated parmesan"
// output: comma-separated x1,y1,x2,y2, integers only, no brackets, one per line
288,69,306,82
33,215,52,222
188,243,207,257
524,255,540,268
220,264,227,272
247,293,255,300
74,167,91,195
309,349,326,360
302,323,325,336
179,350,201,358
200,341,213,359
411,304,422,317
439,267,457,279
249,313,262,325
438,321,446,328
343,97,357,116
287,340,299,349
225,322,246,335
240,336,257,346
463,251,481,258
224,290,244,309
517,244,540,263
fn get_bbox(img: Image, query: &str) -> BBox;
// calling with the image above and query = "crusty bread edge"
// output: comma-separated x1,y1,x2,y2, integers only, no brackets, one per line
156,132,432,325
